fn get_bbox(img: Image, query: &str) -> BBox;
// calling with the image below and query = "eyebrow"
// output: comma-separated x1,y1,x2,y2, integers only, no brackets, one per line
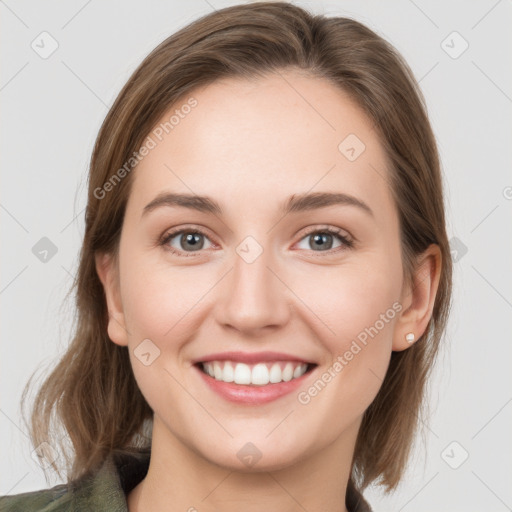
142,191,374,218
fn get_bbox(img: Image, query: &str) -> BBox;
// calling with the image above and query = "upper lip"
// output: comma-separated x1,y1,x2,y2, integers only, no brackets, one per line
192,351,316,365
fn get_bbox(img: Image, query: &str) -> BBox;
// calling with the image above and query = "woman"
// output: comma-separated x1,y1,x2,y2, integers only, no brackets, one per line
0,2,452,511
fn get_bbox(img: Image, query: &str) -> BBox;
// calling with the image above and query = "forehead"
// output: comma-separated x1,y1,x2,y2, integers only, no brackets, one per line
128,70,394,220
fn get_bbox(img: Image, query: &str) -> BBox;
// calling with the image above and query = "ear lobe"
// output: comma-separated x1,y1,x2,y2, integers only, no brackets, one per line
95,251,129,347
393,244,442,351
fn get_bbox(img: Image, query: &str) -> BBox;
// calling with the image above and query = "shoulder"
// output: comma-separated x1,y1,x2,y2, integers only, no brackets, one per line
0,483,73,511
0,448,151,512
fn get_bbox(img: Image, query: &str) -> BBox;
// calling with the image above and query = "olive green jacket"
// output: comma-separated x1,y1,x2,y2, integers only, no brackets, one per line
0,449,372,511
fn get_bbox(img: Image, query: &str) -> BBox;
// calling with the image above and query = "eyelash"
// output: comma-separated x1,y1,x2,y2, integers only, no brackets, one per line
158,225,354,258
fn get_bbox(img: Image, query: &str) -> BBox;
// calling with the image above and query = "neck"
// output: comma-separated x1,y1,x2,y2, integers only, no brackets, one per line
127,415,361,512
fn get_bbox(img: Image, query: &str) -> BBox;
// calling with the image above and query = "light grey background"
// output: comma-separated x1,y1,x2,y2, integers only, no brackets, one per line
1,1,511,510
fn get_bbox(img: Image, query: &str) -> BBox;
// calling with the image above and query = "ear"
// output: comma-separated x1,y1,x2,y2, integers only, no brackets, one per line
393,243,442,351
95,251,129,347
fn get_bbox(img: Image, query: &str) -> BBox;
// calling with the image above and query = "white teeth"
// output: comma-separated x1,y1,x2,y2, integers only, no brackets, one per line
269,363,282,383
201,361,309,386
250,363,269,385
292,364,305,379
213,361,224,381
223,362,234,382
234,363,252,385
282,362,293,382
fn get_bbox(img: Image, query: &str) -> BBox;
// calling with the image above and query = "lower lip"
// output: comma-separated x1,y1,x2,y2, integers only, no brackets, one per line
194,364,316,405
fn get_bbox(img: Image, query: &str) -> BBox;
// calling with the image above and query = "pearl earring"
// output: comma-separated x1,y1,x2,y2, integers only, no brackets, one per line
405,332,415,344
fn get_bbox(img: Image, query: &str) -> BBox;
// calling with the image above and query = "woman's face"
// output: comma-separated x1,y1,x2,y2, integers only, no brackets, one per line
99,70,416,471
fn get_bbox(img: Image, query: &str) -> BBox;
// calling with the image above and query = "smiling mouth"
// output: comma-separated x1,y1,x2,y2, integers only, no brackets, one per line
195,361,317,387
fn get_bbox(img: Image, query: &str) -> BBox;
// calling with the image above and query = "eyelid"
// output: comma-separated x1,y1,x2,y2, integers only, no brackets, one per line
297,224,353,242
159,225,217,256
292,225,354,254
159,223,355,257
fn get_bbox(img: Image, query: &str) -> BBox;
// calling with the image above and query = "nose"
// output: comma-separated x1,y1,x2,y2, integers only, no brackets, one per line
216,244,291,335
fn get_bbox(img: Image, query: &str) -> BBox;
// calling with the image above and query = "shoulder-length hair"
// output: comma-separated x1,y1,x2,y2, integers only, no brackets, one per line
22,1,452,493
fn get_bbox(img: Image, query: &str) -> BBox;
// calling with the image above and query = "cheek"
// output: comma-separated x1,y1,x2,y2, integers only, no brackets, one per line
291,266,399,417
294,258,400,339
120,253,215,340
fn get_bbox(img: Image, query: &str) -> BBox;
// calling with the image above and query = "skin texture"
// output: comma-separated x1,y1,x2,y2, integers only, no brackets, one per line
96,69,441,512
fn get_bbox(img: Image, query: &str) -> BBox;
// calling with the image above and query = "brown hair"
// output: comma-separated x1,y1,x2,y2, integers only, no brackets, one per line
21,1,452,493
